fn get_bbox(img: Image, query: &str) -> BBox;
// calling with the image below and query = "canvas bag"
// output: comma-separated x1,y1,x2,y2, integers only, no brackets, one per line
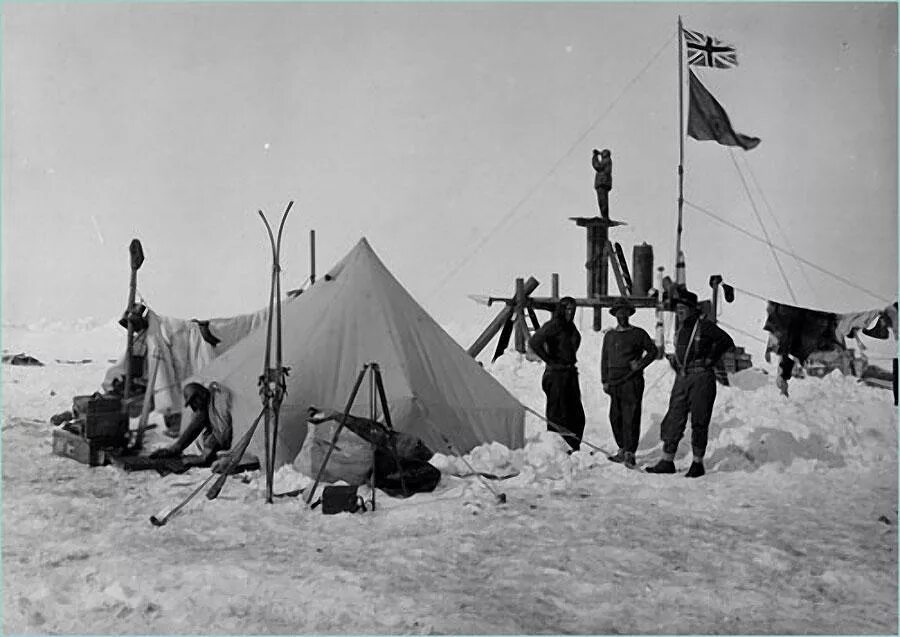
302,421,374,486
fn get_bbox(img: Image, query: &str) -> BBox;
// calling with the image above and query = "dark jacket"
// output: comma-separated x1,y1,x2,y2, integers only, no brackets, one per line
601,326,658,383
672,315,734,373
529,305,581,368
592,154,612,190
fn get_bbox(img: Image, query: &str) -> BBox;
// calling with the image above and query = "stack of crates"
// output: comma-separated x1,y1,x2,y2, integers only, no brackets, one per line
721,346,753,374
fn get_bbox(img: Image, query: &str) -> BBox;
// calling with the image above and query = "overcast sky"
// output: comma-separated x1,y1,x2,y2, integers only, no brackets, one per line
3,2,896,357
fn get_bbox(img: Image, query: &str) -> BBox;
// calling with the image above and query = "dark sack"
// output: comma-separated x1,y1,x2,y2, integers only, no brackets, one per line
375,458,442,498
316,485,368,515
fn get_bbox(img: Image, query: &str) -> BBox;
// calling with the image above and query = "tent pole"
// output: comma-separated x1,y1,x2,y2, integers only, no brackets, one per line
310,229,316,284
368,364,377,512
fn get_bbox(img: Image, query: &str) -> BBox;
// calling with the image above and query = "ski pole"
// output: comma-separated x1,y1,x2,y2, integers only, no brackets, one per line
131,350,161,452
205,406,266,501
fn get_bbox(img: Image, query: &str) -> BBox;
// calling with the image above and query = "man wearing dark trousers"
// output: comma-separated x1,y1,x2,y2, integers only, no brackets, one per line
592,149,612,219
646,289,734,478
601,298,658,468
529,296,586,452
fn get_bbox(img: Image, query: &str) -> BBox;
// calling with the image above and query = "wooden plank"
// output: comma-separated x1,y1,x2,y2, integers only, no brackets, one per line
569,217,628,228
467,276,540,357
606,241,628,296
514,278,527,353
614,242,633,294
529,295,660,310
468,306,514,358
514,309,529,354
526,306,541,331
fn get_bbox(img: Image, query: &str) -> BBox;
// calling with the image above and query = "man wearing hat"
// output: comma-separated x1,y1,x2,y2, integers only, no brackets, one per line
646,289,734,477
149,382,233,470
601,298,658,468
592,148,612,219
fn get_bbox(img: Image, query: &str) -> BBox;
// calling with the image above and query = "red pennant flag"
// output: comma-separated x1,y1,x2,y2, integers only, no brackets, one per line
687,70,760,151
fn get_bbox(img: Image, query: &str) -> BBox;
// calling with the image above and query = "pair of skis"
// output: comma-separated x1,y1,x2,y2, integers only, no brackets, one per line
258,202,293,503
204,201,293,504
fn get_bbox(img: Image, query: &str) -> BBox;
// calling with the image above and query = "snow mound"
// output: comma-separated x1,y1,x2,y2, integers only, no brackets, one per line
484,333,896,478
2,317,895,482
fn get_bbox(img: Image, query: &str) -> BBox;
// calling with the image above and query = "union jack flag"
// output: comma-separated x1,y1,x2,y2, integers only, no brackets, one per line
683,27,738,69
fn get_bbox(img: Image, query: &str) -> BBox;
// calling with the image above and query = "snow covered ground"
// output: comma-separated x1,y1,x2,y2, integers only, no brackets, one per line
2,320,897,634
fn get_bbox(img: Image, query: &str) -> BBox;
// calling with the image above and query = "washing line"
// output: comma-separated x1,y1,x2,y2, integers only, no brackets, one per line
683,199,892,304
716,319,769,345
424,32,676,301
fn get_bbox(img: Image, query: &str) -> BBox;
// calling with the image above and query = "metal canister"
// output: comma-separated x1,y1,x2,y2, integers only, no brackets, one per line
631,242,654,297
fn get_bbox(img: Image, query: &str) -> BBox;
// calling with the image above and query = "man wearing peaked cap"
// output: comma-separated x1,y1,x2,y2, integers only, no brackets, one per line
671,288,698,309
601,297,658,468
646,289,734,478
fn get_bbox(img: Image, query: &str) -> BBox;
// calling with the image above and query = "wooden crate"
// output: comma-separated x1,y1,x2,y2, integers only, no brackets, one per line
71,394,127,444
51,427,110,467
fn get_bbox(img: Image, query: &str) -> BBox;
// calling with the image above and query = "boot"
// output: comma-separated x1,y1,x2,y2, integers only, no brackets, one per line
645,459,676,474
607,449,626,463
685,461,705,478
623,452,636,469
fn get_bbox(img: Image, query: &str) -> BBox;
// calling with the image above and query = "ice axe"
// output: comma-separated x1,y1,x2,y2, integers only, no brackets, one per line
149,472,217,527
427,425,507,505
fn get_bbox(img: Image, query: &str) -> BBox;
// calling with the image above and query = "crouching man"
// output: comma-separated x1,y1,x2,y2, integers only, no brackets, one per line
149,382,233,473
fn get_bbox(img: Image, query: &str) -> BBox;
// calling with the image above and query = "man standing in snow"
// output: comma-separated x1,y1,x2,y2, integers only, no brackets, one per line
592,148,612,219
529,297,586,452
646,290,734,478
601,298,658,468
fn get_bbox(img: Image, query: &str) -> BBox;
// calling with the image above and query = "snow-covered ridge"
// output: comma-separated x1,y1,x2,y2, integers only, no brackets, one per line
2,317,124,361
2,316,117,332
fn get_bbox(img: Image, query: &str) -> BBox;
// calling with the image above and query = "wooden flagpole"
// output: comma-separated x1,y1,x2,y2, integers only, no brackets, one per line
676,16,686,286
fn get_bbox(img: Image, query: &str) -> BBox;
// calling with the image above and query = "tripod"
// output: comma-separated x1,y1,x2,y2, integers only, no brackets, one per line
304,362,405,509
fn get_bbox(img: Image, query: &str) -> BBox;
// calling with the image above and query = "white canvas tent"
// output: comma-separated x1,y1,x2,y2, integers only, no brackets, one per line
190,238,525,467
